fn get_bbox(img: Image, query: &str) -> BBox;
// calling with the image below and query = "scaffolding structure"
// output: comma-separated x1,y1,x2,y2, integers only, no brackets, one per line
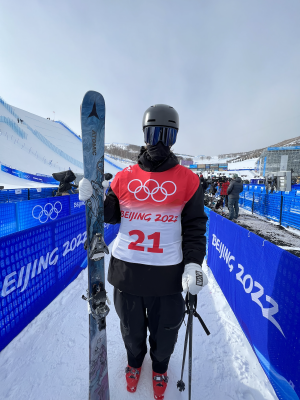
259,146,300,180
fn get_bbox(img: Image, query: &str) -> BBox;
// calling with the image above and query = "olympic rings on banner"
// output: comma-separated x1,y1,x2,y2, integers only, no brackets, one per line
32,201,62,223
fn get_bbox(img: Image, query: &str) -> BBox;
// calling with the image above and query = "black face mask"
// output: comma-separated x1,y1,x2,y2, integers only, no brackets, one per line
145,141,170,163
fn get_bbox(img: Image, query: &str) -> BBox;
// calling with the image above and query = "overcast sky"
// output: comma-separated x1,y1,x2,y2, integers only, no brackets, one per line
1,0,300,156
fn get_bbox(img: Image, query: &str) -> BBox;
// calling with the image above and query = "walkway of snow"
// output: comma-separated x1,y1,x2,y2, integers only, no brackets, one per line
0,244,277,400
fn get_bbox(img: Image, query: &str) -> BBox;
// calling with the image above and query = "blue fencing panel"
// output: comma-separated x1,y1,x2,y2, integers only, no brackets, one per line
69,193,85,214
0,204,17,237
239,192,245,206
281,195,300,230
265,194,281,222
16,197,70,231
104,223,120,245
29,188,55,200
0,213,87,352
0,190,9,203
8,189,28,203
204,206,210,258
244,191,253,211
207,212,300,400
253,193,265,216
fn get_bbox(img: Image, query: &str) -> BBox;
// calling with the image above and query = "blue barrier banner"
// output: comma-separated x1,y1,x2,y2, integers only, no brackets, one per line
1,165,12,174
70,193,85,214
0,204,17,237
0,213,87,352
1,164,58,185
16,196,70,231
207,212,300,399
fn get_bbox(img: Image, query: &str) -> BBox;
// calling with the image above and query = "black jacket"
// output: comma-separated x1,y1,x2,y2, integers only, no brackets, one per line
227,177,243,199
104,143,208,296
199,176,208,191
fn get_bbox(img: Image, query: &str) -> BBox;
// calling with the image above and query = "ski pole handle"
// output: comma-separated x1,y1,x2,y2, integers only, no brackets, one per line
186,292,197,309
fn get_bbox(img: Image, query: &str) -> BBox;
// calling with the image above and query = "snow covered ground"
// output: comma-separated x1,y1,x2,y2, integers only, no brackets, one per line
0,244,277,400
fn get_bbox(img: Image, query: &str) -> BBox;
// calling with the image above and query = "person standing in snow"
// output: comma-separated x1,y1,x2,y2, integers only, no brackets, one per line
227,173,243,220
220,178,230,208
79,104,208,400
198,173,208,192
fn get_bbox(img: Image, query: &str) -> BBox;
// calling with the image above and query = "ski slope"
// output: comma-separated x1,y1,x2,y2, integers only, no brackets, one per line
0,245,277,400
0,99,121,188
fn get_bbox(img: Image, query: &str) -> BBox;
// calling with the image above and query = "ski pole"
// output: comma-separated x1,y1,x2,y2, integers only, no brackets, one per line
177,305,192,392
188,293,194,400
177,292,210,399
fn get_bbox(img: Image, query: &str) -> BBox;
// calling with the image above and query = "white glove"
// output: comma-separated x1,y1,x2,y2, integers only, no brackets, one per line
79,178,93,201
182,263,208,295
102,180,110,201
79,177,110,201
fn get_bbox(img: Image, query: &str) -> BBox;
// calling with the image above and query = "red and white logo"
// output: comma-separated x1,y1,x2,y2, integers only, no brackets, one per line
127,179,176,202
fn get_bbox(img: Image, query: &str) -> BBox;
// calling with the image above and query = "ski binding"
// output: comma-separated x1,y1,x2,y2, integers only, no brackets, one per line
82,282,111,331
84,233,109,261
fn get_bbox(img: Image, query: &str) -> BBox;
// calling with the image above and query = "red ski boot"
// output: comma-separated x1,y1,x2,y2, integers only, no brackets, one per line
152,371,169,400
125,365,142,393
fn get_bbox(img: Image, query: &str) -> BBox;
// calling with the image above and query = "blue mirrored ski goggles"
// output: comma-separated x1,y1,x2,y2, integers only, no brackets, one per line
143,126,178,146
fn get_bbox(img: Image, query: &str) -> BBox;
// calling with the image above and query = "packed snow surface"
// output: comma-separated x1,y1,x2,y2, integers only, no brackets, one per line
0,245,277,400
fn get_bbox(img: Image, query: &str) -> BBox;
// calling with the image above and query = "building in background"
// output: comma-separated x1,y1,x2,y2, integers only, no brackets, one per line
259,146,300,179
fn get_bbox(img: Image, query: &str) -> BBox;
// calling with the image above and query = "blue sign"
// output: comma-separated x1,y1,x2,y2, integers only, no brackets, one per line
70,193,85,214
268,146,300,151
207,212,300,399
189,164,198,168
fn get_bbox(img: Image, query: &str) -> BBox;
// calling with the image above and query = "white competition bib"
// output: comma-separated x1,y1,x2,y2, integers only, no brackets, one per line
111,164,199,266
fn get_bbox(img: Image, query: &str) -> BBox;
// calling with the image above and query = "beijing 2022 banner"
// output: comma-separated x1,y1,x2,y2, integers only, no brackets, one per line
207,211,300,400
0,212,87,352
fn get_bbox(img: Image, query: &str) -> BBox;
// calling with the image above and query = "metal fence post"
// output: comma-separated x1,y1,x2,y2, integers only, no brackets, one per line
279,194,283,227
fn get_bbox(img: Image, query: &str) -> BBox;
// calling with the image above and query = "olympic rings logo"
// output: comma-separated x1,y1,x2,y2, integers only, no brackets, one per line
32,202,62,223
128,179,176,202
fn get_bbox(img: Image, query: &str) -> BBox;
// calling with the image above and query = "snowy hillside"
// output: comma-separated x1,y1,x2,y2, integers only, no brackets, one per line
0,247,277,400
0,99,84,176
0,99,122,188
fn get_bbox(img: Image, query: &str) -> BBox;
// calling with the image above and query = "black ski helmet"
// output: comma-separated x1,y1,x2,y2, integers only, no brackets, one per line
142,104,179,130
142,104,179,146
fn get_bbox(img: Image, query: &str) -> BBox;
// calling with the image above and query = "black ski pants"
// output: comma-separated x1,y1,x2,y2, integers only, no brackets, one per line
114,288,185,374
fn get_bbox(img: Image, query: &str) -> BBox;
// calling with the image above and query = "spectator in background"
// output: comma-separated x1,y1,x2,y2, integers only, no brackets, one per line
227,174,243,220
198,173,207,191
220,178,230,208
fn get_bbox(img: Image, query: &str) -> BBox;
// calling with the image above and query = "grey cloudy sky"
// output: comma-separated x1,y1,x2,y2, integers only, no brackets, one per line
1,0,300,156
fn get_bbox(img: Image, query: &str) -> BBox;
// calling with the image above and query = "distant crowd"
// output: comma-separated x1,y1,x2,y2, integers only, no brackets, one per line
198,173,244,221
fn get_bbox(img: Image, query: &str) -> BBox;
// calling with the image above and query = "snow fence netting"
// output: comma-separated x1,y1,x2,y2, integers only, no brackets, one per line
207,210,300,400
